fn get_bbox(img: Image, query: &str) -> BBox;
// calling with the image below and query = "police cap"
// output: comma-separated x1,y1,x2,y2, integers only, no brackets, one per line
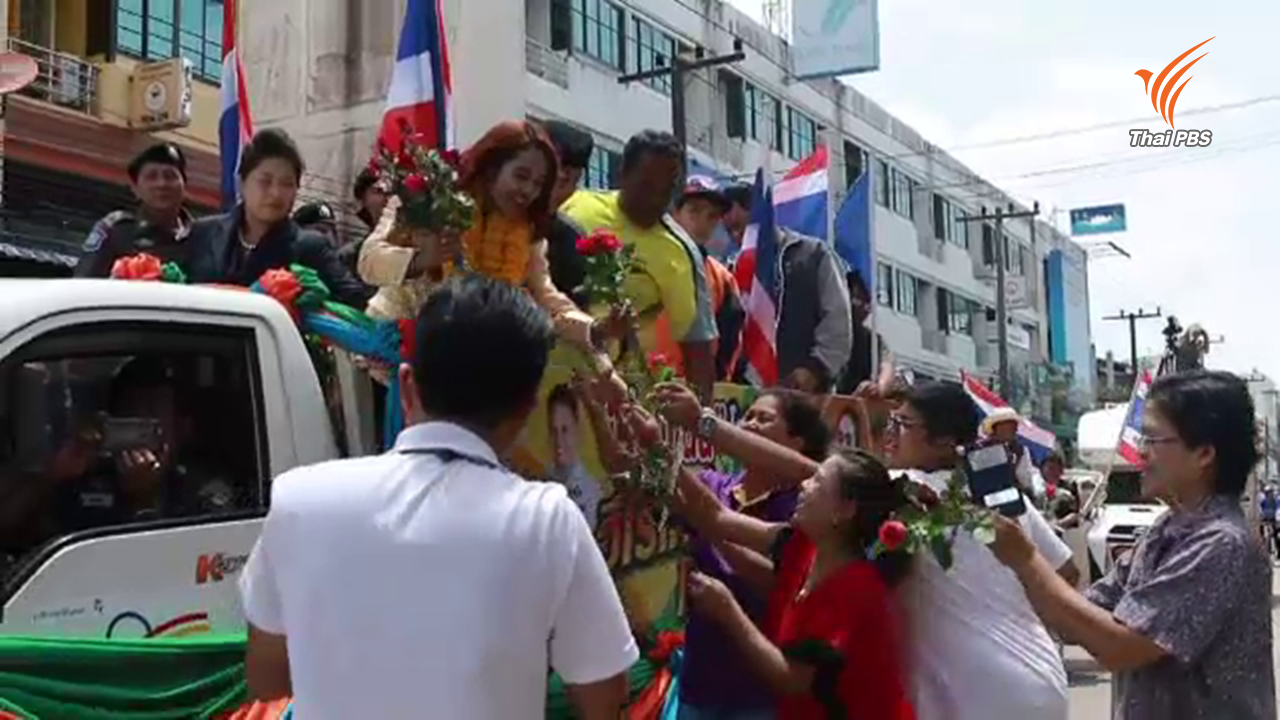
128,143,187,182
293,201,337,228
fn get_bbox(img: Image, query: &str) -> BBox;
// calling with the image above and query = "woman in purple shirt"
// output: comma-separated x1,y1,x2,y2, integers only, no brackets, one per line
661,387,831,720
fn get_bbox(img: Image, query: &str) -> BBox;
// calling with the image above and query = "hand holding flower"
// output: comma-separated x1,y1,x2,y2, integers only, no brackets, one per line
652,382,702,430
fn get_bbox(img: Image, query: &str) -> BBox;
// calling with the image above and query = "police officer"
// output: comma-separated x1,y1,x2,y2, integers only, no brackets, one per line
75,142,195,278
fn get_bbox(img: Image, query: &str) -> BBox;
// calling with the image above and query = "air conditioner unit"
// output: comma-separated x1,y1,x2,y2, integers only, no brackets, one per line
51,56,85,107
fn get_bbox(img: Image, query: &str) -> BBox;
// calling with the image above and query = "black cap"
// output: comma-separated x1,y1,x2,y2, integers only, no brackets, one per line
293,201,337,227
542,120,594,171
128,142,187,181
723,183,752,211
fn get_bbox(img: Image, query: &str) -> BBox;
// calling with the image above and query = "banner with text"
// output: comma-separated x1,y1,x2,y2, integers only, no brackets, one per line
791,0,881,80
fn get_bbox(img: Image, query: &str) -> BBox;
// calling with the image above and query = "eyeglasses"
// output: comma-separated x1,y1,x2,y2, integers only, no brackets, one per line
886,414,923,433
1138,434,1180,451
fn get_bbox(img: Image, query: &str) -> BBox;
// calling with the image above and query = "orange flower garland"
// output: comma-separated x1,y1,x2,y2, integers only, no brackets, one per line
443,210,531,286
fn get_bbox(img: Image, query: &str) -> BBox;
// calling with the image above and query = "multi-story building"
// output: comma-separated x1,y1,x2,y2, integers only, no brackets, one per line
0,0,224,277
242,0,1095,423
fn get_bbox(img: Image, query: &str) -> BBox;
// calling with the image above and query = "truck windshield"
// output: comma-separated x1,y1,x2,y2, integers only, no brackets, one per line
1106,470,1162,506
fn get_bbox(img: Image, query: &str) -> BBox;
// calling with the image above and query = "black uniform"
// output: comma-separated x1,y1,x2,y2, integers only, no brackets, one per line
53,462,237,533
185,206,373,309
74,209,196,278
545,211,589,309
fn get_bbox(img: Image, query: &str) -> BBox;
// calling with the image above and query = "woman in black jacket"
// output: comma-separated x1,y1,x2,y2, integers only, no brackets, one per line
186,129,372,309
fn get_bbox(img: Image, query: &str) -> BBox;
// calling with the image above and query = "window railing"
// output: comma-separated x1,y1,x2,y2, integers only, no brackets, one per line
6,38,99,114
526,37,569,88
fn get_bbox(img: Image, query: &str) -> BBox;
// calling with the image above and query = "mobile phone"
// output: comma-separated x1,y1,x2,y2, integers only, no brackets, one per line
100,417,164,453
963,441,1027,518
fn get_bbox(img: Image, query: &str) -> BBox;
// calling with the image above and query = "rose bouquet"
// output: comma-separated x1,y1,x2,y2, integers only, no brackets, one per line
870,463,996,571
617,352,688,528
368,119,474,236
576,229,634,308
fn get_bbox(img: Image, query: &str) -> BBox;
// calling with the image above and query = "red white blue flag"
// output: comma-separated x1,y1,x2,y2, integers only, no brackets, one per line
734,169,780,386
1117,370,1153,467
219,0,253,209
773,145,828,240
961,371,1058,462
380,0,453,151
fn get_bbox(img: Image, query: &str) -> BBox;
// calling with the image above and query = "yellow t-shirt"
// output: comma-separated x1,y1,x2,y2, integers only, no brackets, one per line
561,190,701,353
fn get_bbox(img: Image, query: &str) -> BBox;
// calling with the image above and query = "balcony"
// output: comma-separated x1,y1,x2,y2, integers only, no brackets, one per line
525,37,569,89
7,38,99,115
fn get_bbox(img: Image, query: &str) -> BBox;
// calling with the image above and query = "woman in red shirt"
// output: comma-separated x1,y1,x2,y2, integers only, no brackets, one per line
629,399,915,719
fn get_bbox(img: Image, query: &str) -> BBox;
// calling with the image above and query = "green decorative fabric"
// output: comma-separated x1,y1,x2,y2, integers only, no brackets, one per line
159,263,187,285
0,634,247,719
319,301,374,330
287,264,330,311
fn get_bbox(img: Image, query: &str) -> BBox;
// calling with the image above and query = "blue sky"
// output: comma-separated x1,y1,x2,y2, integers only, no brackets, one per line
731,0,1280,380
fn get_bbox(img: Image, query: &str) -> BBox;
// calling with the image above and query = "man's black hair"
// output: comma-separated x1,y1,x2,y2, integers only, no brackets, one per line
239,128,305,182
353,167,379,200
621,129,683,174
1148,370,1259,496
546,383,579,419
542,121,595,171
128,143,187,182
293,201,337,228
413,274,555,431
723,183,753,212
904,381,979,445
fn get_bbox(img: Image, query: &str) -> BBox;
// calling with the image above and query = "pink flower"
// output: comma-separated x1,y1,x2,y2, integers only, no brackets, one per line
878,520,909,551
403,173,429,194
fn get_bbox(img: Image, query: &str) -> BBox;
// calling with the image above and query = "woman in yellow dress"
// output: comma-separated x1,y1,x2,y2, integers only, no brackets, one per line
358,120,624,390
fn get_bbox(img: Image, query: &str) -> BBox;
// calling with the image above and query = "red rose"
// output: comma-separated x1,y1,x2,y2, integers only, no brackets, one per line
878,519,908,551
646,352,669,372
579,229,623,256
440,149,463,169
403,173,429,194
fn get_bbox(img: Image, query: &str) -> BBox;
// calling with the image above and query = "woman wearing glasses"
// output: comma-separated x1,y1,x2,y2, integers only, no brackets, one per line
884,382,1077,720
989,370,1275,720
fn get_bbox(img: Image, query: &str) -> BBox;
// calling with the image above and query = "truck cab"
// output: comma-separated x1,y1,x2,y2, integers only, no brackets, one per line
0,279,340,638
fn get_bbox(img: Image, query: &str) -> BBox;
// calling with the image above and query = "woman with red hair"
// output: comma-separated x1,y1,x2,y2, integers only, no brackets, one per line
359,121,604,358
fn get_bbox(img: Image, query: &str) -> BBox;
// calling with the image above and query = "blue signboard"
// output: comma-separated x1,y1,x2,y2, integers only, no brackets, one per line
1069,204,1127,236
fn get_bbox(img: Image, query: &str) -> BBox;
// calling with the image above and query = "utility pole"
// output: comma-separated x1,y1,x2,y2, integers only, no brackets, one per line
618,40,746,186
961,202,1040,399
1104,308,1162,375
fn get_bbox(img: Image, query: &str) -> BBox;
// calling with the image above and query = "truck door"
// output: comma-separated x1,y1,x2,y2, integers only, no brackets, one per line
0,314,283,638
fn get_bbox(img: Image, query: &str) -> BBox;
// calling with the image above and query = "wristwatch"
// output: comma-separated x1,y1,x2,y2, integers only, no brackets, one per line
696,408,718,440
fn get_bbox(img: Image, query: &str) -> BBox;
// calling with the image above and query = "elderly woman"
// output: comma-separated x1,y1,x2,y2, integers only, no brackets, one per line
990,370,1275,720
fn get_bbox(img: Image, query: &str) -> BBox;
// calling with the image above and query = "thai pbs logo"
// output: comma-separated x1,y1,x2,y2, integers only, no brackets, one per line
1129,37,1214,148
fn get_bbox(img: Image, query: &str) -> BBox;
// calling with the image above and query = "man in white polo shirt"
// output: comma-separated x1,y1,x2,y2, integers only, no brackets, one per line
238,275,639,719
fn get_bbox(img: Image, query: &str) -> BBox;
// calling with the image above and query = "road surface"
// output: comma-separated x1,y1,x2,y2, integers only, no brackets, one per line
1068,570,1280,718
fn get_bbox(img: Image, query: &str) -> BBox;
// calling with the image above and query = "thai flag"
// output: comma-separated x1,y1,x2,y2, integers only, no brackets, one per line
1117,370,1153,467
379,0,453,151
219,0,253,209
773,145,829,240
961,371,1058,462
734,170,780,386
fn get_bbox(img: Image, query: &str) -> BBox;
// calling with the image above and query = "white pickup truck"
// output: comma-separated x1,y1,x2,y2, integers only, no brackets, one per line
0,279,351,638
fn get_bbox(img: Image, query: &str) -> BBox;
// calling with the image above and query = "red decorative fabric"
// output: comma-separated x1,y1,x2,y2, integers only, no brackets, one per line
110,253,163,281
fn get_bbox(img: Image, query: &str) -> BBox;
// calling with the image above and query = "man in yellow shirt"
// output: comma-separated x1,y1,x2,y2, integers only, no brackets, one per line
562,130,718,400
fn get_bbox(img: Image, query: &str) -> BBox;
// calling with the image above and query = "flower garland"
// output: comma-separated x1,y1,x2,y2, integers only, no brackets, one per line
110,253,187,284
443,211,531,286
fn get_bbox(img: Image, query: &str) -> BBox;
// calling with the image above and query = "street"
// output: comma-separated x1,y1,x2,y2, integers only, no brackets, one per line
1068,570,1280,718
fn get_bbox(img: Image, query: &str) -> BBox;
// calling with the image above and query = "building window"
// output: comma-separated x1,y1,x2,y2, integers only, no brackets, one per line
759,91,781,150
1003,236,1025,275
628,16,677,95
844,141,865,188
116,0,223,83
949,295,973,335
982,224,995,266
571,0,624,70
721,71,746,139
889,167,914,219
894,269,917,316
874,159,889,207
784,107,818,160
952,204,970,249
585,146,621,189
876,262,894,307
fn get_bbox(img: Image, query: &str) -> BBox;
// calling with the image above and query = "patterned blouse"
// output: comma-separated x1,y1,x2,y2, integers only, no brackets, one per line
1084,495,1275,719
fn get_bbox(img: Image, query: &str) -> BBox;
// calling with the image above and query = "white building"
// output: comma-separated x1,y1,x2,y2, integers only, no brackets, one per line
241,0,1093,406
